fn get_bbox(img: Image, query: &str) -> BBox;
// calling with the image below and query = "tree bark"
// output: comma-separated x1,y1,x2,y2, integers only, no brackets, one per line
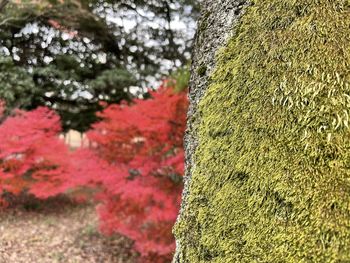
174,0,350,262
173,0,248,261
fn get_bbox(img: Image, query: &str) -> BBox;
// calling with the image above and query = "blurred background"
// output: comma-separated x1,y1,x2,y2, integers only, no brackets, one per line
0,1,199,262
0,0,199,131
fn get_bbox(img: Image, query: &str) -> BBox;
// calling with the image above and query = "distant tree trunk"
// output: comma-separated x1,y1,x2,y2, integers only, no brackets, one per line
174,0,350,262
0,0,9,12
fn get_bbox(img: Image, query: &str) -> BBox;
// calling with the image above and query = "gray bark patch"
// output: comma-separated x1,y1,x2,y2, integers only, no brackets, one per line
173,0,248,261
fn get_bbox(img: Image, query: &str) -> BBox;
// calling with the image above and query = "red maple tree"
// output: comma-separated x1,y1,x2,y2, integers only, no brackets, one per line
88,83,188,261
0,82,188,262
0,107,74,199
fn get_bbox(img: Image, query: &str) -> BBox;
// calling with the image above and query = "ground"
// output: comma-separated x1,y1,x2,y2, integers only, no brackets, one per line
0,197,138,263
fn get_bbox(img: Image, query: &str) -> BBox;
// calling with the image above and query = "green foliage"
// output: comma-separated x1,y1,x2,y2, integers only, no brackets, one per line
0,0,199,131
88,68,137,100
175,1,350,262
0,57,37,111
169,65,191,92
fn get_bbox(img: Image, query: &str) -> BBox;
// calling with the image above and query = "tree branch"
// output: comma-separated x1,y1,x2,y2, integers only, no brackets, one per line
0,0,9,13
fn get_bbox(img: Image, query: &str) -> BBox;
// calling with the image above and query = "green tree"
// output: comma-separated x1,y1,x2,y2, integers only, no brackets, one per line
0,0,199,131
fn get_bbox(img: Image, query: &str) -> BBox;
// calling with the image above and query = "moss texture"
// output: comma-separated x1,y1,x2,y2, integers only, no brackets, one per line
174,0,350,262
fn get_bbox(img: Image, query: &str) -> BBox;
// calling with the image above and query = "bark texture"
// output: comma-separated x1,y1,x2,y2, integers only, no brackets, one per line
173,0,247,261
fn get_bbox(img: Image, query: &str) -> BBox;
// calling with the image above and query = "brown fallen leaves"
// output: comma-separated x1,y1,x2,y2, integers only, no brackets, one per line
0,199,138,263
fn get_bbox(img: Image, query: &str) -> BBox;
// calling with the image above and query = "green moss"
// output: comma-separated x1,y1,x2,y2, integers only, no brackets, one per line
199,11,212,33
197,65,207,77
174,0,350,262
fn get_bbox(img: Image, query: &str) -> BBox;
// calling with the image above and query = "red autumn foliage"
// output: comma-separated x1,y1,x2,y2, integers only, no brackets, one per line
48,19,78,38
0,106,105,201
0,82,187,262
88,83,188,261
0,107,75,199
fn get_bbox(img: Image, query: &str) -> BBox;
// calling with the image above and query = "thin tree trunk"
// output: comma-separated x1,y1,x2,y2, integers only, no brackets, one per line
0,0,9,13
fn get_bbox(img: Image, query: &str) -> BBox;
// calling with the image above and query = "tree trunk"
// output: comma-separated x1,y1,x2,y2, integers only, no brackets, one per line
0,0,9,13
174,0,350,262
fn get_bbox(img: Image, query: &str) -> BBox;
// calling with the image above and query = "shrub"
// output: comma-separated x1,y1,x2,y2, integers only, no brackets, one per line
0,107,75,200
0,81,188,262
88,83,188,261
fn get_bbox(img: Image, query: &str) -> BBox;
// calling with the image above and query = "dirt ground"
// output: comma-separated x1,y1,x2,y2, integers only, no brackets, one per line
0,198,138,263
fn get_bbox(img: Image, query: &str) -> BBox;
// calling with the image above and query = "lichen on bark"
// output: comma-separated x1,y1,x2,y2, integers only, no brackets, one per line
174,0,350,262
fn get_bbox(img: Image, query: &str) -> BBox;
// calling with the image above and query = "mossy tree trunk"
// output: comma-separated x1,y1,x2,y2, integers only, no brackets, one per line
174,0,350,262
